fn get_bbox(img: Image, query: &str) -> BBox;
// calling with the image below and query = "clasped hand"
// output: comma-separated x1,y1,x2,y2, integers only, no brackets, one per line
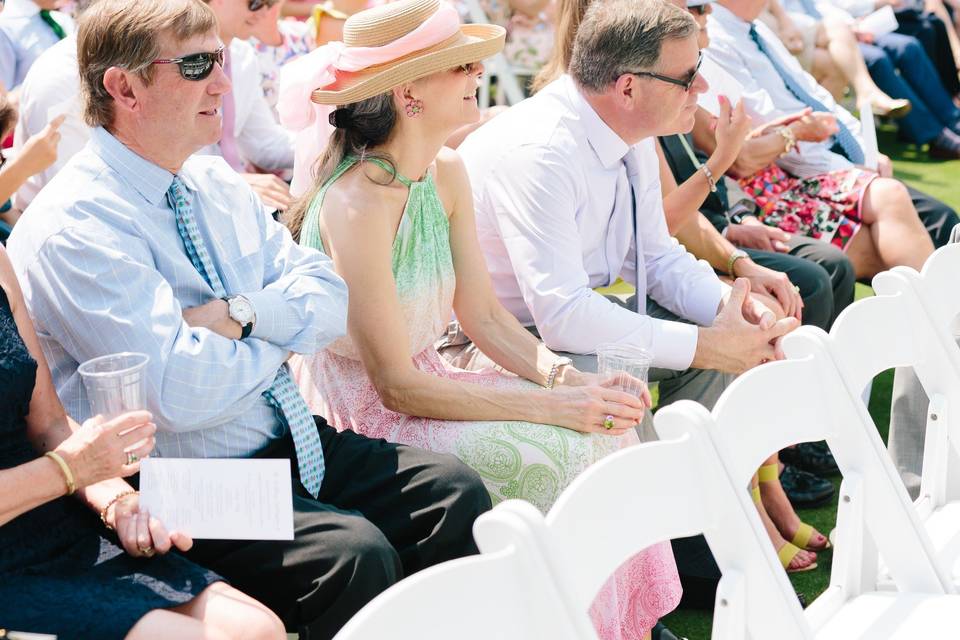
110,492,194,559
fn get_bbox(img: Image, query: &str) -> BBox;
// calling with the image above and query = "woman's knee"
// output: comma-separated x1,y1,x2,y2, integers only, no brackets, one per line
865,178,913,220
196,583,287,640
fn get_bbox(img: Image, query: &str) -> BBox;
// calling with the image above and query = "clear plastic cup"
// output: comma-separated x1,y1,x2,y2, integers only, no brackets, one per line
78,352,150,420
596,343,652,397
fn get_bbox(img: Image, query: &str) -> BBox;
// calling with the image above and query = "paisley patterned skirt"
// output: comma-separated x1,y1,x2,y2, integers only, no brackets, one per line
291,347,682,639
740,165,877,251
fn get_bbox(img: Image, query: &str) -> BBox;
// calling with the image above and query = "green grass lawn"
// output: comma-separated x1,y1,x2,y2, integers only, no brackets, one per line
661,125,960,639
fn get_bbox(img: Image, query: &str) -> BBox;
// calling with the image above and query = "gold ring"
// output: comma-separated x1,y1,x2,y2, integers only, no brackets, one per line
793,285,800,293
138,545,155,557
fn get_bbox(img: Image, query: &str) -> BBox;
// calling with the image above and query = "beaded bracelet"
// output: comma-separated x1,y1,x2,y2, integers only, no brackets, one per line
100,490,138,530
44,451,76,496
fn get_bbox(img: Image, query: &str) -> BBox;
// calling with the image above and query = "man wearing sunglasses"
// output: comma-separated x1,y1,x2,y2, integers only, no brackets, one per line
7,0,491,637
12,0,295,214
454,0,798,395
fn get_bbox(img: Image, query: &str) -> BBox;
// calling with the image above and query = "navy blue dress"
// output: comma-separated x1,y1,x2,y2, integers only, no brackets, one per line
0,286,220,639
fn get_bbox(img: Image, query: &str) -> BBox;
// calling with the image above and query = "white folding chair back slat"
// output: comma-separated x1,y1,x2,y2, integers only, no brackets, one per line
333,505,579,640
823,255,960,588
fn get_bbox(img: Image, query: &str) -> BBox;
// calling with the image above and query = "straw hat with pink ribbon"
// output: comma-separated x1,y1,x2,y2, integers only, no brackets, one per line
277,0,505,194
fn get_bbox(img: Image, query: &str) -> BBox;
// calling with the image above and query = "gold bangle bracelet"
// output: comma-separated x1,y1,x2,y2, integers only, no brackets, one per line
44,451,76,496
100,490,138,530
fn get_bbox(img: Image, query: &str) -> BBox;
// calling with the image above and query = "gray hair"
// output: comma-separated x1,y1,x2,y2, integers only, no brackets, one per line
570,0,697,93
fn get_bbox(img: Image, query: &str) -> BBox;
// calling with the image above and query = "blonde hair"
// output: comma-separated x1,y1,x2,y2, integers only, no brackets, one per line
78,0,218,128
532,0,591,92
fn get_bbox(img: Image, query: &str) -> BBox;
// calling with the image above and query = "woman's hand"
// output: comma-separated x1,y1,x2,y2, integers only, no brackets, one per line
110,493,193,559
711,97,753,170
549,373,651,435
53,410,156,490
733,258,803,321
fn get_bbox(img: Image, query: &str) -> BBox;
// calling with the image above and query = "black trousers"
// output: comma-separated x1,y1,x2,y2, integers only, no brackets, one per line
181,418,491,640
895,8,960,97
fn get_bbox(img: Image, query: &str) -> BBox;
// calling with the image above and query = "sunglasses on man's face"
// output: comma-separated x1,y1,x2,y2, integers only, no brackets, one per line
247,0,278,11
626,51,703,92
152,45,225,81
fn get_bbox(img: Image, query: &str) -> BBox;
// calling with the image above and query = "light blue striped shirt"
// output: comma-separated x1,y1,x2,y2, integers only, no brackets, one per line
8,127,348,459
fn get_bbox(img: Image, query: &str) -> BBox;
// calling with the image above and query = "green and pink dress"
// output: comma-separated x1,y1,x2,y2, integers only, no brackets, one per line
290,155,681,639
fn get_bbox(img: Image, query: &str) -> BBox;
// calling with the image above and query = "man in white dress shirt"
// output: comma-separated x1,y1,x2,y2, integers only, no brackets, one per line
0,0,72,92
705,0,960,249
452,0,799,426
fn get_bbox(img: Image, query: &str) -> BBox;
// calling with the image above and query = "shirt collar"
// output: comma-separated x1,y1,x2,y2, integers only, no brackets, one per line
90,127,181,206
562,75,630,170
709,3,753,36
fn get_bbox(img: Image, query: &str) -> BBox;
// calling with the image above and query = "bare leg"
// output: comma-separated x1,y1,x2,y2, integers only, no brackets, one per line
926,0,960,69
127,583,285,640
844,223,887,280
758,458,830,550
811,46,847,99
751,469,818,571
820,16,909,115
858,178,935,273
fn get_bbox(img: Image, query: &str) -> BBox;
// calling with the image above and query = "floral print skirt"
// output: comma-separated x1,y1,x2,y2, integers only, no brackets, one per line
740,165,877,251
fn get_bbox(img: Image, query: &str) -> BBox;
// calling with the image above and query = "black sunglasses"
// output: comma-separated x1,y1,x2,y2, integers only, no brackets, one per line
627,51,703,92
247,0,279,11
152,45,225,81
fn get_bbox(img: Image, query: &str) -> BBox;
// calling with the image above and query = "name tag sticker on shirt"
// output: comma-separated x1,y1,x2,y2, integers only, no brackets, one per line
140,458,294,540
697,56,744,117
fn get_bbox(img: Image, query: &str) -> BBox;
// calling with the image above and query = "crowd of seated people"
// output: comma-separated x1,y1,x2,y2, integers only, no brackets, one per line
0,0,957,638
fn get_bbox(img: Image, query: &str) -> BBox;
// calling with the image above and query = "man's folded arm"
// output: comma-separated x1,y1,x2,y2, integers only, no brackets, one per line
22,230,290,432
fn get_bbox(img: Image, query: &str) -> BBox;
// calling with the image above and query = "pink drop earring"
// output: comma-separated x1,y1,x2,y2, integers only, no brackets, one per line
405,98,424,118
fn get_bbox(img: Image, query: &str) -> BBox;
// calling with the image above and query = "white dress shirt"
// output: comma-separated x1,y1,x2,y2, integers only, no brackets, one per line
706,4,864,178
12,35,85,211
0,0,73,90
197,39,296,171
458,75,726,371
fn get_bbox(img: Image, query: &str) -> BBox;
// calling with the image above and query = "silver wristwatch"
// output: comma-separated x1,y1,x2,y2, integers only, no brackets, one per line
224,295,256,339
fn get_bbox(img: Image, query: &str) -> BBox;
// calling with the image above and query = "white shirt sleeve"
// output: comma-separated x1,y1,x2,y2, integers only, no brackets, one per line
481,144,706,370
231,40,295,171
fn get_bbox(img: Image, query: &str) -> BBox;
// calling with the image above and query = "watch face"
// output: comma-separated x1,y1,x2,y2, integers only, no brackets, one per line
229,297,254,325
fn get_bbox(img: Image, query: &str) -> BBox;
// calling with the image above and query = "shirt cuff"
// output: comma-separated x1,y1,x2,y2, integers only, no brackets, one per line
244,289,288,342
649,318,700,370
683,277,729,328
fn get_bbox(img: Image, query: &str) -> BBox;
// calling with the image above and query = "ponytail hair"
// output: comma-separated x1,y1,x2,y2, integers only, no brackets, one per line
284,91,399,243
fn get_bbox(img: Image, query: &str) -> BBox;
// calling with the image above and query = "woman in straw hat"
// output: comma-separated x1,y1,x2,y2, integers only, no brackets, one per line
279,0,681,636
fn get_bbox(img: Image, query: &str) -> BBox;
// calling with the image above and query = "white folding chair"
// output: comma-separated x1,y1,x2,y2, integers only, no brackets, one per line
825,244,960,588
475,428,806,640
665,326,960,637
333,504,580,640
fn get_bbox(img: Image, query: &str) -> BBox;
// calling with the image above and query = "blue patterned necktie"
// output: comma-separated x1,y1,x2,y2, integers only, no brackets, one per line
748,24,865,164
167,176,325,498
